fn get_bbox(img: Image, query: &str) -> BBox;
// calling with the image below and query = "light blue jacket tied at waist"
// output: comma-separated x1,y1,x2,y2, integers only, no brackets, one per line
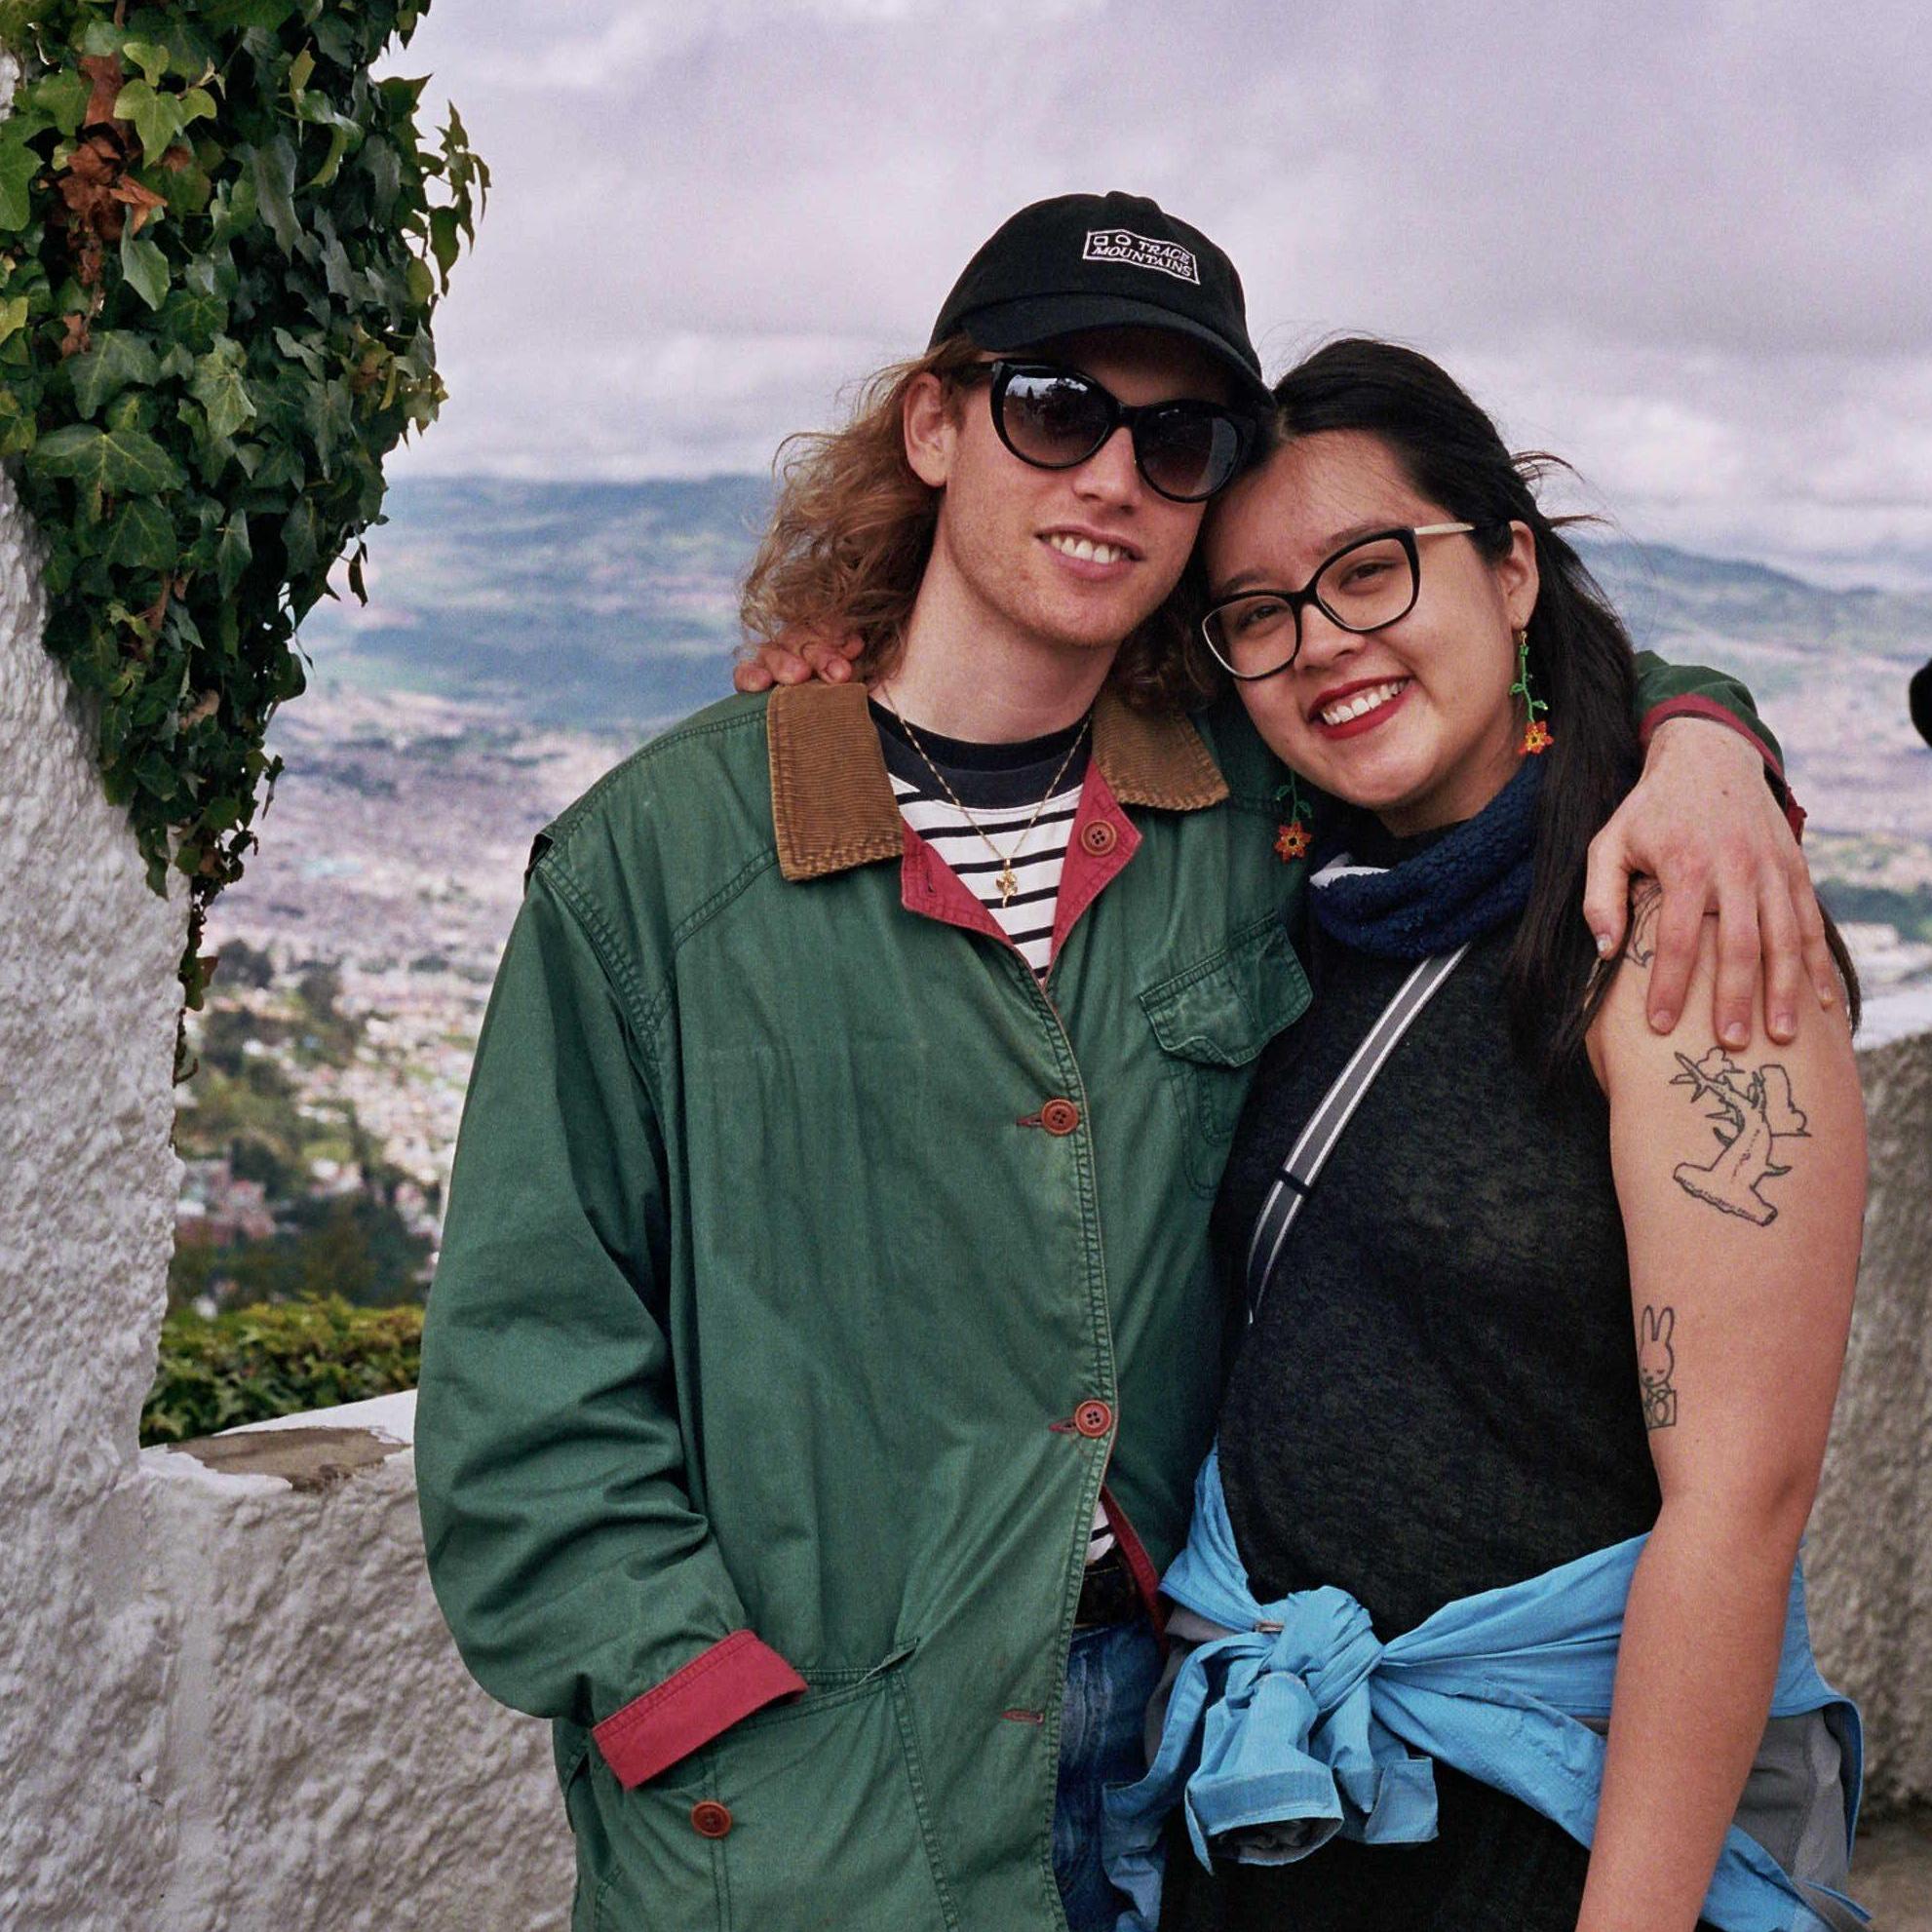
1101,1449,1866,1932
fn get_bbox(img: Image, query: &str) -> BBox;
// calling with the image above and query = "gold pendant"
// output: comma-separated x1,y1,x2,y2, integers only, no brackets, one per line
996,867,1018,906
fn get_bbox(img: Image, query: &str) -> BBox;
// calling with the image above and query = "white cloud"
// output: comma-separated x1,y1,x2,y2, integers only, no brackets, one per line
380,0,1932,573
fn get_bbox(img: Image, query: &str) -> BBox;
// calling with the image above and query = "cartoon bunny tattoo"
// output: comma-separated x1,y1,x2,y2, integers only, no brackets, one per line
1638,1304,1679,1431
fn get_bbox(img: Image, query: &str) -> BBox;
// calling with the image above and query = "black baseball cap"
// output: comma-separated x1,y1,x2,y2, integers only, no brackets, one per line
929,191,1270,411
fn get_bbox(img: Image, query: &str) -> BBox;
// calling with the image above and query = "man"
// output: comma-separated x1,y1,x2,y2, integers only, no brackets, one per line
417,193,1825,1932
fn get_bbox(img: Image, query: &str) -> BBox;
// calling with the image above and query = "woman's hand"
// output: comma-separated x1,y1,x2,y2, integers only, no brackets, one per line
1581,717,1835,1050
1577,907,1864,1932
732,633,865,692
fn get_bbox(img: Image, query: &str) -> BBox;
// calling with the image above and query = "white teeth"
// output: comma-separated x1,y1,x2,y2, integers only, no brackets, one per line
1319,679,1408,727
1047,533,1127,564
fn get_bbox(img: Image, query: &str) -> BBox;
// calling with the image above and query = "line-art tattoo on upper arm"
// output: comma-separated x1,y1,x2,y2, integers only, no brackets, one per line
1638,1304,1678,1430
1668,1048,1810,1225
1625,879,1662,966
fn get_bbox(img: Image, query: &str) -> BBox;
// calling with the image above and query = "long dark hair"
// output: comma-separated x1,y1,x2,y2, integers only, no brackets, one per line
1266,338,1858,1077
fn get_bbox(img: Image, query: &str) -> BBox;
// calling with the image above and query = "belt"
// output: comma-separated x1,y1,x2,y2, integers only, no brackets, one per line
1074,1546,1143,1629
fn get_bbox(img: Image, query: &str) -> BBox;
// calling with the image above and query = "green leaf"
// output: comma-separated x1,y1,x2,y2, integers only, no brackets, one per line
198,0,298,28
284,495,318,577
288,47,315,98
119,230,171,310
36,69,93,139
178,87,217,131
158,283,226,351
0,296,28,349
106,497,178,571
320,226,355,300
120,39,172,85
216,513,252,597
303,119,353,192
271,326,323,374
190,336,256,440
361,135,401,218
0,133,41,235
29,422,188,497
68,330,161,417
428,204,459,287
114,79,187,167
311,13,356,66
249,136,300,255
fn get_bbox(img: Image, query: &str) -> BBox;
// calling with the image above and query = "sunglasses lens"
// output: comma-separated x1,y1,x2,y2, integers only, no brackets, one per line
1136,406,1245,501
997,368,1112,468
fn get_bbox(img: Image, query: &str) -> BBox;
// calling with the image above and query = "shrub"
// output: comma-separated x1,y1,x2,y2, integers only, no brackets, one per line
141,1294,421,1444
0,0,483,1043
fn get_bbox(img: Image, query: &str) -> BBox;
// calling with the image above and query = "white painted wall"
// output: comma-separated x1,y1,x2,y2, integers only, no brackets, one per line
0,143,188,1922
139,1397,570,1932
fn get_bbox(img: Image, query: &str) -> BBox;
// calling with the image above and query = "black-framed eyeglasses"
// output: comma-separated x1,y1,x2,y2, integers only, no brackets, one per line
1200,523,1485,680
955,359,1257,504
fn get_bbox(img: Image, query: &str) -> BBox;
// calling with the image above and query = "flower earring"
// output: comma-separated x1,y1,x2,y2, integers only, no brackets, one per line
1274,773,1312,862
1512,626,1552,754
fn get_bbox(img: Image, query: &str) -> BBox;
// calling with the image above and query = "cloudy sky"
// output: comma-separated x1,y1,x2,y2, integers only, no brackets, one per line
379,0,1931,581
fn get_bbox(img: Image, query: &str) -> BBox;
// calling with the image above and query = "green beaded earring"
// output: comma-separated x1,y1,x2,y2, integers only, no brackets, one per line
1512,626,1552,753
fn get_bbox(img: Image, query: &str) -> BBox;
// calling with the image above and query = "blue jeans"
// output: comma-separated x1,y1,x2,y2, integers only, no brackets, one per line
1054,1617,1165,1932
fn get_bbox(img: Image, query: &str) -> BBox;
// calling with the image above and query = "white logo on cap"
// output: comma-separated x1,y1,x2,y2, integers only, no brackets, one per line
1082,228,1201,285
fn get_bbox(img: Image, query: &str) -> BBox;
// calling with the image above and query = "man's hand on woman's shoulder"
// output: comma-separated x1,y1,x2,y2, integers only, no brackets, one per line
1581,716,1836,1052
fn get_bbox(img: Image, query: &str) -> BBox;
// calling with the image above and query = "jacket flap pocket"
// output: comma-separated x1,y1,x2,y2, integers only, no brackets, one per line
1140,917,1309,1067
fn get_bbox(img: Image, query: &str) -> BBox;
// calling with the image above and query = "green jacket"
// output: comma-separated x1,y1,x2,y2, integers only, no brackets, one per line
416,663,1780,1932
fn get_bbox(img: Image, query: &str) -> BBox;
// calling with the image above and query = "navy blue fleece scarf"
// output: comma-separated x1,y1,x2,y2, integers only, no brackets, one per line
1308,754,1545,960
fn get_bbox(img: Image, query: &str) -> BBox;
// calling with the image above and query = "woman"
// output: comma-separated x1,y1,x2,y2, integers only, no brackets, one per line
1109,339,1867,1932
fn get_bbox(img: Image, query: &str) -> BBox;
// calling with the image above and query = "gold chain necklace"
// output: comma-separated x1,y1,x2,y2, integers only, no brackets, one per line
878,689,1092,908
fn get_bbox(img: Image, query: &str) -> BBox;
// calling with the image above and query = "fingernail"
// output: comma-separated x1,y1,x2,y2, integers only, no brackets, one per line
1722,1022,1748,1048
1772,1011,1795,1040
1818,983,1837,1007
1594,932,1614,957
1649,1008,1675,1032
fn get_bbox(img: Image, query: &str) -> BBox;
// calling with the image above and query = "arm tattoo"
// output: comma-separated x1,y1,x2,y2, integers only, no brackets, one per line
1638,1305,1678,1429
1668,1049,1810,1226
1624,879,1662,965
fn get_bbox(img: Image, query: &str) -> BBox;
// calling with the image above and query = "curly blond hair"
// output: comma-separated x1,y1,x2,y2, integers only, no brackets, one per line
738,335,1224,715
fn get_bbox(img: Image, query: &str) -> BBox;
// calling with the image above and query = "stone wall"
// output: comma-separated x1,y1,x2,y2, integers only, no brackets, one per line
138,1397,570,1932
1808,1023,1932,1812
0,227,189,1922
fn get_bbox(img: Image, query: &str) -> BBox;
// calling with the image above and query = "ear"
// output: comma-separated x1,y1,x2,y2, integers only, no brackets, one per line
1497,520,1541,635
903,372,956,489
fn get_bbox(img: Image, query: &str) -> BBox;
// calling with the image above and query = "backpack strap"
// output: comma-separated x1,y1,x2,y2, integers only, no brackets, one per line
1245,944,1471,1320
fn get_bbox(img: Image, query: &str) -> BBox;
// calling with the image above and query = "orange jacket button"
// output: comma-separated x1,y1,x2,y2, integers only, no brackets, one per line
1040,1098,1081,1136
691,1800,733,1839
1073,1399,1113,1439
1081,821,1118,856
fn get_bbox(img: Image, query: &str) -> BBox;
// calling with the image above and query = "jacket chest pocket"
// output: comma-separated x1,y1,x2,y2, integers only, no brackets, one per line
1140,916,1310,1198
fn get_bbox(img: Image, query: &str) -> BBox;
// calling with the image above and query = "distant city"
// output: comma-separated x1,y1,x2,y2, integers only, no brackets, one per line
173,478,1932,1312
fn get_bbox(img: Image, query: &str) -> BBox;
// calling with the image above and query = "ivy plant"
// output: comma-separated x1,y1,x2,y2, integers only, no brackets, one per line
0,0,483,1063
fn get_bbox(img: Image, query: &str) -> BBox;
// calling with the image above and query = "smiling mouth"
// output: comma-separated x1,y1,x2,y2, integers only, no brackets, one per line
1043,532,1135,565
1315,678,1410,728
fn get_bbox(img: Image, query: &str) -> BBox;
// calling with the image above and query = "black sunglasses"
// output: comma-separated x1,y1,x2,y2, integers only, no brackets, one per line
956,359,1256,504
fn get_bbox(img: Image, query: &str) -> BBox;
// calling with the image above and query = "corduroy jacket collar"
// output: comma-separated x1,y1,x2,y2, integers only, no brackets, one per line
767,680,1230,882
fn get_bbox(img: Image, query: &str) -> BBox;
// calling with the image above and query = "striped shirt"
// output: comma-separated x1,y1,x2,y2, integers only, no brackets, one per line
872,704,1090,980
873,706,1115,1564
